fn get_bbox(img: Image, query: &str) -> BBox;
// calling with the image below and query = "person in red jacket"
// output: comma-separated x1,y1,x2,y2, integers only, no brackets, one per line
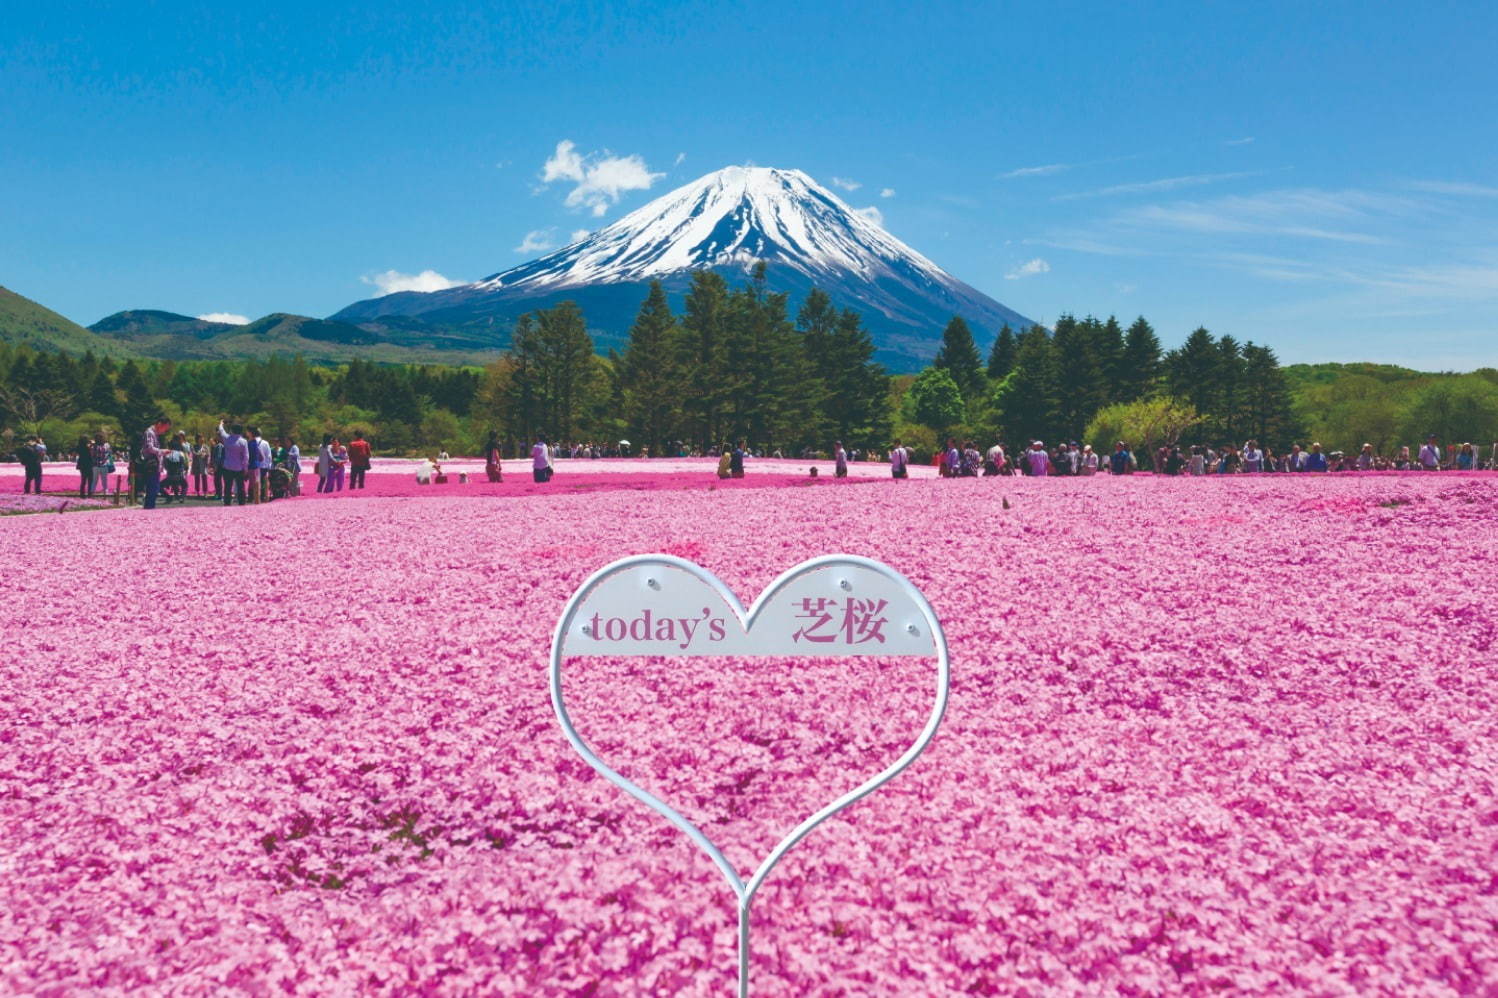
347,430,372,489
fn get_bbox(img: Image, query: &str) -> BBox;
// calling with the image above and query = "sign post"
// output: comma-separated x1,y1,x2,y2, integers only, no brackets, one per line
550,553,950,996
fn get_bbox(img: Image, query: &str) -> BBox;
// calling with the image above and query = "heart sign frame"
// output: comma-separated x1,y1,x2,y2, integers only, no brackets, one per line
549,553,950,996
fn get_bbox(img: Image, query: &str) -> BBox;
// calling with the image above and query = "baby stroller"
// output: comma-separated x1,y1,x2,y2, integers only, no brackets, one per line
268,466,291,500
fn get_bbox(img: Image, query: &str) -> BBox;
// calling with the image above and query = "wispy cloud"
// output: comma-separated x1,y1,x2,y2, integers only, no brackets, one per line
1224,137,1255,146
1005,258,1050,280
673,152,686,167
360,270,463,296
1410,180,1498,198
880,187,895,198
569,229,591,243
830,176,862,191
1055,170,1265,202
852,205,884,226
1117,188,1418,244
514,229,556,254
999,163,1070,179
197,312,249,325
540,140,663,216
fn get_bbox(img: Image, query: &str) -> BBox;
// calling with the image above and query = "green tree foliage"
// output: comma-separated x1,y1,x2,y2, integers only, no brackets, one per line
932,315,984,399
1084,396,1202,467
986,324,1017,381
509,301,597,443
619,281,679,454
1052,315,1104,440
906,367,964,432
1121,317,1163,400
1397,376,1498,448
995,326,1059,445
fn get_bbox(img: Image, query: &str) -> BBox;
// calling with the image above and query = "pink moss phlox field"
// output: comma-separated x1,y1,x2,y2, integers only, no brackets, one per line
0,493,113,515
2,475,1496,994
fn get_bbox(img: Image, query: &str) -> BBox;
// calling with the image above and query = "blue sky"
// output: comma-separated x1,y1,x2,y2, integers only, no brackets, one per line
3,0,1496,367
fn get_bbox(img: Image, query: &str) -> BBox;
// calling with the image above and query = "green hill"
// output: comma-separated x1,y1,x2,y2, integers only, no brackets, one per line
0,286,136,357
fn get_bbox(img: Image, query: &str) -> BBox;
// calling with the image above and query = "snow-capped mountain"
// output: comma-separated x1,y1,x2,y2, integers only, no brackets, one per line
332,166,1036,370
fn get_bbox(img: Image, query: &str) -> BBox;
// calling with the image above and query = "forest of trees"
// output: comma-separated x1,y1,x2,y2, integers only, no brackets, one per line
4,265,1495,464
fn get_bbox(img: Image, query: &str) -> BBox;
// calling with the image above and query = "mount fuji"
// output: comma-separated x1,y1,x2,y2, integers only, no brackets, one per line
331,166,1037,370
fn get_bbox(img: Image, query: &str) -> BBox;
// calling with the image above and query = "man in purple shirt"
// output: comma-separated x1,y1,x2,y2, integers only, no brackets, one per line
217,420,250,506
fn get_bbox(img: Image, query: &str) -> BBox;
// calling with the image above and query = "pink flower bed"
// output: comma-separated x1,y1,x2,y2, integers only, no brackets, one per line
2,475,1496,993
0,493,113,515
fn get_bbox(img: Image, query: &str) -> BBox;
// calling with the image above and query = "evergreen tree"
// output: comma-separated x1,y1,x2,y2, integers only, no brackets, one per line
933,315,983,399
906,367,964,432
510,301,594,442
1214,334,1244,441
1121,317,1163,400
114,360,156,434
677,271,731,448
824,308,890,449
997,326,1059,445
987,324,1018,381
619,281,680,453
84,368,119,416
1094,316,1126,401
1166,327,1220,438
1052,314,1104,441
1239,342,1297,448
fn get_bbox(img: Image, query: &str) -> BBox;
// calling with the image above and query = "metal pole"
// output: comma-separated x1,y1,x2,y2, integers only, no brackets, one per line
738,899,750,998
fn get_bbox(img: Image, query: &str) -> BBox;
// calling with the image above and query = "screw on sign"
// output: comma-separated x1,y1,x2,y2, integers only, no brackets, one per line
550,554,950,996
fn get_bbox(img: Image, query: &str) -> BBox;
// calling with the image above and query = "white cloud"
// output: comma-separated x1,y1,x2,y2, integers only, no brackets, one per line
569,229,591,243
830,176,862,191
1005,258,1051,280
999,163,1070,179
540,139,663,216
1410,180,1498,198
514,229,556,254
360,269,463,296
879,187,896,198
197,312,249,325
1224,137,1255,146
852,205,884,226
674,152,686,166
1120,189,1412,244
1054,171,1263,201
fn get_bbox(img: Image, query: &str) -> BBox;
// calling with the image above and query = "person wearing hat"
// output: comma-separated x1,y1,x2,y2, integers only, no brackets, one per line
1305,442,1329,473
1109,440,1135,475
1026,440,1050,476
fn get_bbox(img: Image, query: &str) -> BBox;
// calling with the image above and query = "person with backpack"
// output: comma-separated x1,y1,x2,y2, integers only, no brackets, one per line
14,437,43,494
889,439,909,479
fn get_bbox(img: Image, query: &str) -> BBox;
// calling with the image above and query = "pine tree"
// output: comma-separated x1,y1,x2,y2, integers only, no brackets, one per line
933,316,983,399
1094,316,1126,401
1239,342,1297,449
1052,315,1103,441
1214,334,1244,441
619,281,679,453
114,360,156,435
987,324,1018,381
677,270,731,448
1121,317,1163,400
997,326,1059,445
1165,327,1219,439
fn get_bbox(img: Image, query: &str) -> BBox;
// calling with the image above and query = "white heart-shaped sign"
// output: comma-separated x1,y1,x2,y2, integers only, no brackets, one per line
550,554,950,996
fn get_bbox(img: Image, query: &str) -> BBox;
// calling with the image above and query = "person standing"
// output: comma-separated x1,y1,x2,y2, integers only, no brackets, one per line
347,430,372,489
329,438,348,491
834,440,849,478
210,432,225,499
315,435,333,492
281,437,302,496
191,434,209,495
984,441,1005,476
216,420,250,506
1110,441,1135,475
1242,440,1264,473
90,433,114,496
484,432,504,482
532,434,552,483
1026,440,1050,477
1304,442,1329,472
15,437,43,494
889,439,909,479
137,416,171,510
1419,435,1441,471
74,434,95,497
1081,445,1099,475
253,428,273,502
730,439,746,479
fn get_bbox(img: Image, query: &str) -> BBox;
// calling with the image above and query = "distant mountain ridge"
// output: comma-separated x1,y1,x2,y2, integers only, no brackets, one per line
332,165,1037,370
0,287,136,357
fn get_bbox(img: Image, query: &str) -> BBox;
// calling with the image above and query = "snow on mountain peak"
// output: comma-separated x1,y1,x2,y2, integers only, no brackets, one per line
474,165,951,292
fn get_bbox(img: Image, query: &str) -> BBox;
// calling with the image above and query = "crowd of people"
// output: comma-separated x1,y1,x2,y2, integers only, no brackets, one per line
919,436,1498,477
